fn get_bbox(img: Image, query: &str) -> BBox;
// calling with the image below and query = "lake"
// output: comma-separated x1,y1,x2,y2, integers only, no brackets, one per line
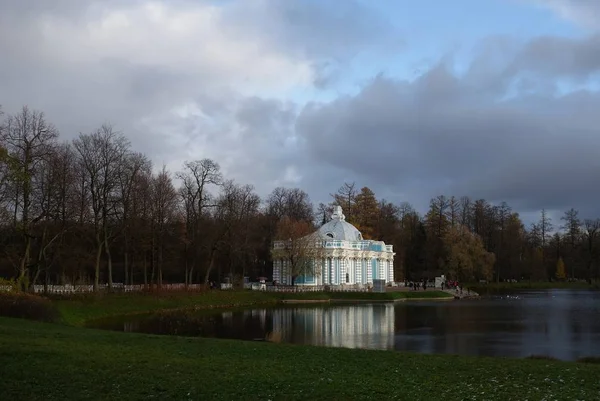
93,289,600,361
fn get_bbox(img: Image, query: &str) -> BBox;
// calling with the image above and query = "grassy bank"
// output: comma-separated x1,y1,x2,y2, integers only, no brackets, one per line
1,317,599,401
467,281,600,295
49,290,451,326
53,290,279,326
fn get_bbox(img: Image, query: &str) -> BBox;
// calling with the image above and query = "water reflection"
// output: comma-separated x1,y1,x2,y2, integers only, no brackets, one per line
99,289,600,361
270,304,395,349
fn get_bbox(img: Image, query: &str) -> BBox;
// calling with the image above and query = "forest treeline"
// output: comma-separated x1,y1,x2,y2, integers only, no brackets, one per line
1,105,599,290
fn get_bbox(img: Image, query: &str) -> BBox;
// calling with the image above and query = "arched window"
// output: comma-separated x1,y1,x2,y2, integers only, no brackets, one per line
326,232,334,238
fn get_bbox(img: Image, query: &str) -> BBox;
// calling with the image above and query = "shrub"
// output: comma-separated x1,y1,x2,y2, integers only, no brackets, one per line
577,356,600,364
0,292,59,322
0,277,17,292
525,355,558,361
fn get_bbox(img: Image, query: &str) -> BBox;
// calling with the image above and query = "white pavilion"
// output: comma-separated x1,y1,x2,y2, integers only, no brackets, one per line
272,206,395,286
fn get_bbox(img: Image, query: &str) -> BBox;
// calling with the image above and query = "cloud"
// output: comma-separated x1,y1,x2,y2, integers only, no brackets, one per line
2,0,600,224
295,36,600,218
0,0,396,197
532,0,600,30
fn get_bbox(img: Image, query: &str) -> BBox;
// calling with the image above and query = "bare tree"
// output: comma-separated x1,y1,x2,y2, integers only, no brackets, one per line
494,202,512,282
561,208,581,279
116,152,151,284
315,202,332,226
73,125,129,291
266,187,313,222
332,182,357,221
430,195,450,237
446,196,460,227
150,165,178,287
2,106,59,290
210,180,261,284
583,218,600,283
176,158,222,284
539,208,553,279
30,143,76,289
458,196,472,230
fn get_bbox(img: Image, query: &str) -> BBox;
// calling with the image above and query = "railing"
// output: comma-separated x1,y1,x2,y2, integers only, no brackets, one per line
0,283,207,295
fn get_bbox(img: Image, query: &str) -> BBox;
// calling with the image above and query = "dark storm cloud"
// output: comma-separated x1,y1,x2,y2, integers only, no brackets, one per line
507,34,600,79
295,36,600,218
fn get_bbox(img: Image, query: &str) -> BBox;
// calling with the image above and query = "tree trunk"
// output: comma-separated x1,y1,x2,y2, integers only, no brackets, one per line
158,241,163,288
124,250,129,286
32,230,46,288
143,252,148,288
18,235,32,291
93,233,104,292
203,247,217,285
189,251,196,285
104,234,113,291
184,260,189,287
44,267,49,294
130,253,135,286
188,267,194,286
184,243,189,287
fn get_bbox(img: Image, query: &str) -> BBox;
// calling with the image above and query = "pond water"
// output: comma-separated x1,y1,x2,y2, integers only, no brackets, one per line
93,289,600,360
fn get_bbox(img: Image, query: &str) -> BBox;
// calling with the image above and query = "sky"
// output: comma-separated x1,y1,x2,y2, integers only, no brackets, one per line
1,0,600,226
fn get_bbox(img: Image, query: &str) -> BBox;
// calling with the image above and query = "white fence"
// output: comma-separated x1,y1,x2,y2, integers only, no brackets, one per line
0,283,206,295
1,282,403,294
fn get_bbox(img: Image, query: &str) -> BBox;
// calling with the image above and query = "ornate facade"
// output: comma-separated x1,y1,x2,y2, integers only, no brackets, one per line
272,206,395,286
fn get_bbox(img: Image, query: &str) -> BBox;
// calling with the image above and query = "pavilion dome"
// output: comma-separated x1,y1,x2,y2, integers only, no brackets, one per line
316,206,363,241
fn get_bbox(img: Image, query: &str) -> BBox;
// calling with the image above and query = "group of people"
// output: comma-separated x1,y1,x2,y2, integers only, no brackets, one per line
404,279,463,294
442,280,462,294
406,279,430,291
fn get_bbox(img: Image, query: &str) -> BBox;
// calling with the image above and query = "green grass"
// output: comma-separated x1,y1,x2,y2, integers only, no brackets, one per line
1,317,599,401
327,290,452,301
53,290,279,326
52,290,452,326
467,281,600,295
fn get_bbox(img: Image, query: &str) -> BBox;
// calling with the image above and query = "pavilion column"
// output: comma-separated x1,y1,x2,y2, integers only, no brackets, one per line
317,258,323,285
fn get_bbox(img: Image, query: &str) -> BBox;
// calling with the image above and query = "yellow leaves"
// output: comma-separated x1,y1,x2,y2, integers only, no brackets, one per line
442,224,495,281
275,216,314,241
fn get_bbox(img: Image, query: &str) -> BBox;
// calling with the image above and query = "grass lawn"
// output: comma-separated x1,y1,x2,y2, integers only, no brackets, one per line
1,317,599,401
53,290,452,326
54,290,279,326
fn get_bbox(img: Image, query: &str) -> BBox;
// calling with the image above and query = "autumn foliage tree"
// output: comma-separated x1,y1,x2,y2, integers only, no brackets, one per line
271,216,321,285
442,225,495,282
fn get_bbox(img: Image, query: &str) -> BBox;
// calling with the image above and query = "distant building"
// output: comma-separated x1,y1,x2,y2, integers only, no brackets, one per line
272,206,395,286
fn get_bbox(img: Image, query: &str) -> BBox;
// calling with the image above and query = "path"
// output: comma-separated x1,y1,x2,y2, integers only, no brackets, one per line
388,285,479,299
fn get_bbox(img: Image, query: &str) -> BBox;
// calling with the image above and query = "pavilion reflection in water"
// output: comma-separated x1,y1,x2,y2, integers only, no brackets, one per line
268,304,395,350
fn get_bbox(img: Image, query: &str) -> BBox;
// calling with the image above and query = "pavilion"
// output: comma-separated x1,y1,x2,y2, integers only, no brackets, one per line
272,206,395,286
